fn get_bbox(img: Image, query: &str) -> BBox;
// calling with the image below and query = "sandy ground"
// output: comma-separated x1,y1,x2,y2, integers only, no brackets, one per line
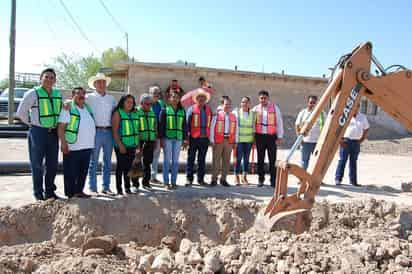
0,138,411,209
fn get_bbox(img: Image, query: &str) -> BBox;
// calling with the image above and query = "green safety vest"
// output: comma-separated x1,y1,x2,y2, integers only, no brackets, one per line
35,86,62,128
238,109,254,143
319,111,325,130
165,105,185,140
137,107,157,141
65,102,94,144
118,109,139,147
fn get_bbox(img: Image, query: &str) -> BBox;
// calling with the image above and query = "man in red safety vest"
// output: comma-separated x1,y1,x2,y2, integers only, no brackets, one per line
252,90,284,187
209,96,238,187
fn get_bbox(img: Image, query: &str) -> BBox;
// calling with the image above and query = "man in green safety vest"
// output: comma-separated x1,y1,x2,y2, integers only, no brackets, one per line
295,95,325,170
58,87,95,199
16,68,63,201
136,93,158,189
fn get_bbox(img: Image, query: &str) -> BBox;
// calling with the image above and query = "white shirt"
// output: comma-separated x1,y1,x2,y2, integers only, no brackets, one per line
295,108,324,143
59,106,96,151
85,91,116,127
251,103,284,138
16,88,64,127
344,113,369,140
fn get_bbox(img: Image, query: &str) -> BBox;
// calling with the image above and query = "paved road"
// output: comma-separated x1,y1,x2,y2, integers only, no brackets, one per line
1,145,411,208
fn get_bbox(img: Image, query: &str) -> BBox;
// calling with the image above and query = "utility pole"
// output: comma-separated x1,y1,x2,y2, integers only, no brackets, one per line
125,32,129,60
125,32,129,94
8,0,16,125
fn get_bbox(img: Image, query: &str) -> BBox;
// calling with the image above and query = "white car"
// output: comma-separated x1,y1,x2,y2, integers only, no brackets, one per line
0,88,30,119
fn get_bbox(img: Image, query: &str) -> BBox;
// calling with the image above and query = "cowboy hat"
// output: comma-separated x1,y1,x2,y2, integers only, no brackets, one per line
192,88,211,104
88,73,111,89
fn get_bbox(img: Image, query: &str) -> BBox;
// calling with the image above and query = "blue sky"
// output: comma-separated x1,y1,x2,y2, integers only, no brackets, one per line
0,0,411,79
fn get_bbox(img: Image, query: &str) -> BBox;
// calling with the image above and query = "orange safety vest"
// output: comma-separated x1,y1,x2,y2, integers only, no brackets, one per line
255,103,277,135
190,104,212,138
214,111,237,144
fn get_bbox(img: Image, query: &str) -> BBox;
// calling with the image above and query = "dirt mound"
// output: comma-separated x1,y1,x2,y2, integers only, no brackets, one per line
1,197,412,273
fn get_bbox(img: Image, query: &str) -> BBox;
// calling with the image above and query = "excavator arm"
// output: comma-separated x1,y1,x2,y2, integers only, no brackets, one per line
261,42,412,233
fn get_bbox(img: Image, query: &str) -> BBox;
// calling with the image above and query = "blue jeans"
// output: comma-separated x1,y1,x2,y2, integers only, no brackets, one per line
88,128,113,192
235,142,253,175
63,149,92,198
335,139,361,184
163,139,183,185
28,126,58,199
301,142,317,170
186,137,209,183
151,139,160,180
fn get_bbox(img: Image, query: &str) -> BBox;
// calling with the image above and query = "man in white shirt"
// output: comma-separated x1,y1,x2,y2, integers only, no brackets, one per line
58,87,96,198
295,95,325,170
335,104,369,186
252,90,284,187
16,68,63,201
86,73,117,195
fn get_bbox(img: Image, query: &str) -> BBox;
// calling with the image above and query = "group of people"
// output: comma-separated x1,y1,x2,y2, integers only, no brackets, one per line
16,68,369,201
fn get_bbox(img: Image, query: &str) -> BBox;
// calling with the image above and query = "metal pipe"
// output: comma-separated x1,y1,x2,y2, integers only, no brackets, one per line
372,54,386,75
285,135,304,163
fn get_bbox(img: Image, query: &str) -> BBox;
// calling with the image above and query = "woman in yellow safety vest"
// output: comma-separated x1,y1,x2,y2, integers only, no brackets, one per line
233,96,255,185
159,92,187,189
112,95,140,195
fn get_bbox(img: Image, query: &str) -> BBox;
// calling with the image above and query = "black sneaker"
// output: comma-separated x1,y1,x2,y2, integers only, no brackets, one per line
143,183,152,189
210,180,218,187
34,195,44,201
185,180,193,187
257,182,264,187
102,189,116,196
198,181,208,186
45,192,61,200
220,180,230,187
350,182,361,187
125,189,132,194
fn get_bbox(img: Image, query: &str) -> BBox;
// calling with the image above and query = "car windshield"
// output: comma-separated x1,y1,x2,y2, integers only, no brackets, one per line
0,88,29,98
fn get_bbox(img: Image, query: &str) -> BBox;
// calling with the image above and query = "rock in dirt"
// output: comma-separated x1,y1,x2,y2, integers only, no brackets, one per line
83,248,106,256
82,235,118,255
401,182,412,192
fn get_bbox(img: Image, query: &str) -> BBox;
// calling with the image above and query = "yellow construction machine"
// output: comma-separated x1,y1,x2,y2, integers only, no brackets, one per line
258,42,412,233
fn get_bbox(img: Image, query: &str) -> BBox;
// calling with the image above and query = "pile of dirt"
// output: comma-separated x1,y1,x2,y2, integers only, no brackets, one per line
1,196,412,273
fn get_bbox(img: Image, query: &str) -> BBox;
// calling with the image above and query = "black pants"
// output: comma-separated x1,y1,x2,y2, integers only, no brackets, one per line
63,149,92,198
114,147,139,194
186,137,209,183
255,133,278,186
140,141,155,185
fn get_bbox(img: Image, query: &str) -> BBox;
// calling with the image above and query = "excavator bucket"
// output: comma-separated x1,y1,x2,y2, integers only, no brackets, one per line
254,161,314,234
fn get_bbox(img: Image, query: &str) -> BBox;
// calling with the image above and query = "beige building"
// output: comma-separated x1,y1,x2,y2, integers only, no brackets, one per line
112,62,410,138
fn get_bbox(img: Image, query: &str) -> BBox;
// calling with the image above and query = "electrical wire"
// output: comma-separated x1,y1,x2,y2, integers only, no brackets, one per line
58,0,99,52
98,0,127,34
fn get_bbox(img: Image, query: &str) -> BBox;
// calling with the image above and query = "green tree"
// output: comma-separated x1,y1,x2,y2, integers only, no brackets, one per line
50,47,128,90
101,47,128,67
50,53,101,89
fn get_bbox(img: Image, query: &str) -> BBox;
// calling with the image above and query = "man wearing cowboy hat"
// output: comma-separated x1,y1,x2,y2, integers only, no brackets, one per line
185,88,212,187
86,72,117,195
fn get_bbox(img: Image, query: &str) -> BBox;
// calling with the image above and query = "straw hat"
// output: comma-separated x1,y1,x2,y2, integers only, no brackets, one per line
88,73,111,89
192,88,211,104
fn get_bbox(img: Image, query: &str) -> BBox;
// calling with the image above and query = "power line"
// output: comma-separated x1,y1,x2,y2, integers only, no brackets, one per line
98,0,126,34
58,0,98,52
98,0,129,58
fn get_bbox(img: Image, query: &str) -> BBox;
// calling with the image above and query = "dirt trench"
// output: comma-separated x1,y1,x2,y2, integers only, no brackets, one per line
0,194,259,249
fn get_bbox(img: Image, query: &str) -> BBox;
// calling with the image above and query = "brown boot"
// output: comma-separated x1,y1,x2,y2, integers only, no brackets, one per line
242,173,249,185
235,175,241,186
